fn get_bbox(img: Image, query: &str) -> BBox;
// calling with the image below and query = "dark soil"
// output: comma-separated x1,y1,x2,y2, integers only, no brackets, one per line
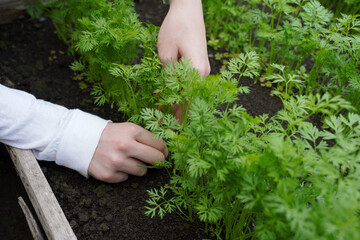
0,144,34,240
0,1,282,239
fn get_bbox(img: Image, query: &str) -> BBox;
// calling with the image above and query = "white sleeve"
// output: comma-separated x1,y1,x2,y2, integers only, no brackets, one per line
0,84,109,177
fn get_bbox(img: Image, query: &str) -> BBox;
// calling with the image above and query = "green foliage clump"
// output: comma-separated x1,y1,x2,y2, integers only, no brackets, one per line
319,0,360,17
203,0,360,111
141,54,360,239
39,1,360,239
43,0,161,116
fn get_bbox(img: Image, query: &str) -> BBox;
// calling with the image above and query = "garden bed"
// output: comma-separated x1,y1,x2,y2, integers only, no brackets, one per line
0,1,283,239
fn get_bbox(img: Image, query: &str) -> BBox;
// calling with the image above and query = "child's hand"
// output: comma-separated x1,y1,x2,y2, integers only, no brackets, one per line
88,122,168,183
158,0,210,78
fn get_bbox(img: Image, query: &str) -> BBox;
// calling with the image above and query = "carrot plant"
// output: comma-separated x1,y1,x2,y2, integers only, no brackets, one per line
319,0,360,17
41,0,162,116
203,0,360,111
38,1,360,239
141,54,360,239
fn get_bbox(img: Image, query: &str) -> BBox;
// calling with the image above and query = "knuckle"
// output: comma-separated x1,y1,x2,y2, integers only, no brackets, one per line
110,156,125,169
116,140,131,152
101,171,128,183
124,122,141,135
100,171,115,183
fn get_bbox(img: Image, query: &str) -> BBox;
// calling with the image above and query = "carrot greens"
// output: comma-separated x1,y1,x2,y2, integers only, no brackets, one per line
35,0,360,239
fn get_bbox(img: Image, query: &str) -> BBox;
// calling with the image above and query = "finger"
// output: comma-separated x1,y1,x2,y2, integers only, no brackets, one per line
134,129,169,157
157,42,180,64
178,41,211,78
113,157,148,177
179,51,210,78
172,101,189,123
130,141,167,165
105,172,129,183
88,162,129,183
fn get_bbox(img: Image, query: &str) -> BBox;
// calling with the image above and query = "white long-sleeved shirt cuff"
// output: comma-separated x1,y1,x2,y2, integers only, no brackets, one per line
0,84,109,177
51,109,108,177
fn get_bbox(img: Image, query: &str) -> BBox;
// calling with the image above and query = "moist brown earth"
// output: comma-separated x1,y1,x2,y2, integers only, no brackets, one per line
0,1,282,239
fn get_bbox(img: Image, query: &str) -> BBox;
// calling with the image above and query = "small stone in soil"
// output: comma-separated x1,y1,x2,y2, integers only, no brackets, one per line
84,198,92,208
104,214,113,222
125,205,133,211
95,217,104,223
69,219,77,228
99,197,109,207
99,223,110,232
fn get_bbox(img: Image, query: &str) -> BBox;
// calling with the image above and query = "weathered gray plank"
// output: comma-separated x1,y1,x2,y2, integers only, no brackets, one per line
0,0,46,24
18,196,46,240
6,145,77,240
0,0,28,24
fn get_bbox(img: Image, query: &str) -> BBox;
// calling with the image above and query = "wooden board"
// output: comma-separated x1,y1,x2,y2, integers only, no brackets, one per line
0,0,46,24
6,145,77,240
0,0,28,24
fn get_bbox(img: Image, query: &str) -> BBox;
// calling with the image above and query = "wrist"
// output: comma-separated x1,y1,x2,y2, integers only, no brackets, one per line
168,0,202,8
168,0,204,18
